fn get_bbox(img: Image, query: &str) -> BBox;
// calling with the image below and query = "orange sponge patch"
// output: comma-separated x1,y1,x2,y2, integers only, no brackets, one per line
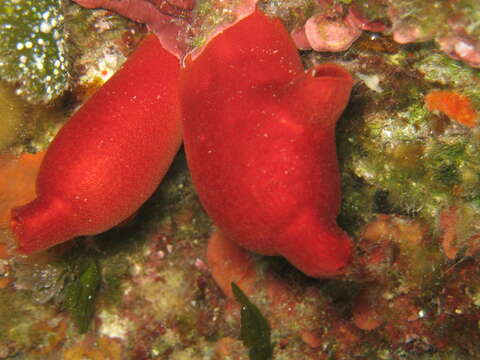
425,90,477,127
0,152,45,228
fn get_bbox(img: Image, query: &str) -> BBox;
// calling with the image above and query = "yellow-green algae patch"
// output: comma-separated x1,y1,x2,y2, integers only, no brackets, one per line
0,84,69,154
0,287,60,355
0,0,70,104
0,82,28,152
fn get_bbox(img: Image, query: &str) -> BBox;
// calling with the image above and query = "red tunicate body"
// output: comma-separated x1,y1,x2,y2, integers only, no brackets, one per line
180,10,353,277
11,34,182,254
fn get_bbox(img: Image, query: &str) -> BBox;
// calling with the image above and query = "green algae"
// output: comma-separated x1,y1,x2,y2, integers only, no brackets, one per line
260,0,317,30
414,53,480,88
339,105,479,228
0,79,69,154
389,1,452,39
189,0,237,50
347,0,389,23
338,45,480,241
64,2,145,86
0,1,144,151
62,254,100,334
0,82,28,152
455,0,480,38
0,0,70,104
232,282,274,360
0,287,59,355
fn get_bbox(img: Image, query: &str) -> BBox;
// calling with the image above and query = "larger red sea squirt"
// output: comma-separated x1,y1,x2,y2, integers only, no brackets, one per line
180,10,353,277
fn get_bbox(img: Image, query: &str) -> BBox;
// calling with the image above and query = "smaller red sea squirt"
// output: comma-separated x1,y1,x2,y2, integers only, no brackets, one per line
181,10,353,277
10,35,182,254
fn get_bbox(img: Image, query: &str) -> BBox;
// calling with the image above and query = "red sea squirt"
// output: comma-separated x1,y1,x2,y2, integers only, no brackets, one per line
10,34,182,254
180,10,353,277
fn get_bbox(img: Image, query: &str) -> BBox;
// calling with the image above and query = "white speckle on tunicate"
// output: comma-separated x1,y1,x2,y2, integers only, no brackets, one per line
19,55,27,63
25,41,33,49
16,43,24,50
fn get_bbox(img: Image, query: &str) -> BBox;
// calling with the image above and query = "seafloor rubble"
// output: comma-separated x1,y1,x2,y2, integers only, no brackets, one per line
1,0,480,359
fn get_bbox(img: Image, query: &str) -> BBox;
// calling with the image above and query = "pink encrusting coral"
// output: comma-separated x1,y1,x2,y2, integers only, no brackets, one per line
345,3,389,33
289,0,388,53
438,34,480,68
303,12,362,52
290,0,480,68
73,0,194,58
290,1,364,53
73,0,260,60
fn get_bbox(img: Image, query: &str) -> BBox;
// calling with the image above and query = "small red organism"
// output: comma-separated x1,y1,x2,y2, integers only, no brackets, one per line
10,34,182,254
206,231,257,297
425,90,477,127
181,10,353,277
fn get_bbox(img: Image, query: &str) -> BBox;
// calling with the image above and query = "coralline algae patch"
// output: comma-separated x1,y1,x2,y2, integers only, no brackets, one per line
0,0,70,104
